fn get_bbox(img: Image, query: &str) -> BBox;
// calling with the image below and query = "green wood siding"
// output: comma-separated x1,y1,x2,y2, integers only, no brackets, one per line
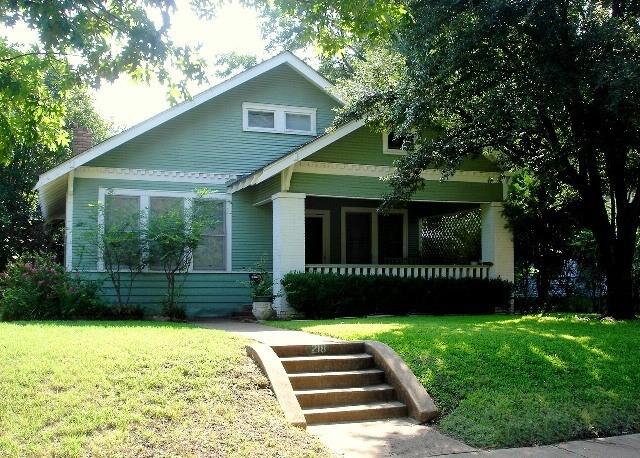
289,173,503,202
232,188,273,269
81,272,251,317
306,126,498,172
87,65,339,174
251,175,281,205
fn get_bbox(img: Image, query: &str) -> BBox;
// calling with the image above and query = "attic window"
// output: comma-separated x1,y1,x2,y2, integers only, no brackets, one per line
243,102,316,135
247,110,275,129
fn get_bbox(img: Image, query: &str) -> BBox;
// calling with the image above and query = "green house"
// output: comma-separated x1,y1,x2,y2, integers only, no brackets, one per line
36,52,513,318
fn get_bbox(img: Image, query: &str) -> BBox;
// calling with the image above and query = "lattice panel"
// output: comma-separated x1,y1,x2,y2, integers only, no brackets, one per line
419,208,482,264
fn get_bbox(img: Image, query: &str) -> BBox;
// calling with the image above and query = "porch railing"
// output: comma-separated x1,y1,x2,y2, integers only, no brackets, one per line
305,264,491,279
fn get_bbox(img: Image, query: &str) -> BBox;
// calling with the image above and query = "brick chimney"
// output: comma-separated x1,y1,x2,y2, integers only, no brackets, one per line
71,125,93,155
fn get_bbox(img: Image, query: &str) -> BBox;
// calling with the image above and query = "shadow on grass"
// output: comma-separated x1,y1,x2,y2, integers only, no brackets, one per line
282,315,640,448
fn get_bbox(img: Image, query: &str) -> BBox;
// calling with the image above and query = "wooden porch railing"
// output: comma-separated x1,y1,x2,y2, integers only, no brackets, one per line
305,264,491,279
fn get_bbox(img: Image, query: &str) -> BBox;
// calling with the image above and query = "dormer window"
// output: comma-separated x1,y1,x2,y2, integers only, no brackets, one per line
243,102,316,135
383,132,413,155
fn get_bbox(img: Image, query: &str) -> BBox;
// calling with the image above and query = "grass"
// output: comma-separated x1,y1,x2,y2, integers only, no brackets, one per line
269,314,640,449
0,321,328,458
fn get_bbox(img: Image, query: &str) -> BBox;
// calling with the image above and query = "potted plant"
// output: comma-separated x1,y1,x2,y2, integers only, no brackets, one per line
247,258,274,320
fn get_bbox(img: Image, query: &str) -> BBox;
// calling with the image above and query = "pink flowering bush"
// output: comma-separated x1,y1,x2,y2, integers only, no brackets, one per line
0,253,106,320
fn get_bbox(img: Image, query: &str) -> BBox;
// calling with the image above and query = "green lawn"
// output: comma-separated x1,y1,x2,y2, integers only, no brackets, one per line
0,321,328,458
269,314,640,449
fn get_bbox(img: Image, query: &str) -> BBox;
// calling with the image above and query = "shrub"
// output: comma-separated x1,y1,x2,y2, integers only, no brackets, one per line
281,272,512,319
0,253,106,321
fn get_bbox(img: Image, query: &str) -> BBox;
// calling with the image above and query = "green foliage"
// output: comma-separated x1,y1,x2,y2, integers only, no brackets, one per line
0,39,72,163
314,0,640,318
271,314,640,448
146,194,221,319
244,257,273,299
0,1,208,101
213,52,258,79
281,272,511,319
0,84,111,270
0,252,105,321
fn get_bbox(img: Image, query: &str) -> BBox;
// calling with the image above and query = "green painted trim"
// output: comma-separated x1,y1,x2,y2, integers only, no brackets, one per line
289,173,503,202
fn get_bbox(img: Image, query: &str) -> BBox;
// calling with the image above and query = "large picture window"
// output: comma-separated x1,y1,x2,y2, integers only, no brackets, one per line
99,189,230,272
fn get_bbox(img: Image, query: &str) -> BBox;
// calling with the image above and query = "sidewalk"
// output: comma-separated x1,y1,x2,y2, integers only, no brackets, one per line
197,319,640,458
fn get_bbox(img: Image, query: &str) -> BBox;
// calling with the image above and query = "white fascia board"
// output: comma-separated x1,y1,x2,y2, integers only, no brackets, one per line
35,51,340,191
228,119,366,193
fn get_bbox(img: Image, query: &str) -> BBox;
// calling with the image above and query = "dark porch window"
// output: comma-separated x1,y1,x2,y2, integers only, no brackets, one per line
345,212,372,263
378,213,404,263
305,216,324,264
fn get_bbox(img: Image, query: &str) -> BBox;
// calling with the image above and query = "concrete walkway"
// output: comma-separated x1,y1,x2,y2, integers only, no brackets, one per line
196,320,640,458
196,319,341,345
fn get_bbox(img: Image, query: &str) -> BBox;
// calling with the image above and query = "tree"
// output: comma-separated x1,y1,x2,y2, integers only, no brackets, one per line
146,193,220,319
0,1,208,163
0,1,207,94
503,171,580,307
294,1,640,319
0,84,112,270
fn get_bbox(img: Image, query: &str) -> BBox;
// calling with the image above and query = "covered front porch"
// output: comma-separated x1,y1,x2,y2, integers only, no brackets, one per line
271,193,514,316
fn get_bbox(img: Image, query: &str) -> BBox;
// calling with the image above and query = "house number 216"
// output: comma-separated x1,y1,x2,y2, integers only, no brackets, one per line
310,344,326,355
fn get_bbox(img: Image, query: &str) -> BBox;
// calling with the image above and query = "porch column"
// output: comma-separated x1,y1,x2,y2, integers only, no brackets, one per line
481,202,514,282
272,192,306,317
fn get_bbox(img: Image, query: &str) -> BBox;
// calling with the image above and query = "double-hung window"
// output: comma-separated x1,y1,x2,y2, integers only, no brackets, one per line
243,102,316,135
99,189,230,272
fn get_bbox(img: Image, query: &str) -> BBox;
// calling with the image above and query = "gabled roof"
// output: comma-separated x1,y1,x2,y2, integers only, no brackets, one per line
35,51,339,190
228,119,365,193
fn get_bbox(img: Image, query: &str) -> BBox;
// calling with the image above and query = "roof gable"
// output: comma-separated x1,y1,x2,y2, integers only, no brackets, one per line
36,51,339,190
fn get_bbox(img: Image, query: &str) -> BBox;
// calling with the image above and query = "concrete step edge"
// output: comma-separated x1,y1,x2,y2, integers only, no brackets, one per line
288,369,384,378
280,353,373,362
302,401,407,415
294,384,394,395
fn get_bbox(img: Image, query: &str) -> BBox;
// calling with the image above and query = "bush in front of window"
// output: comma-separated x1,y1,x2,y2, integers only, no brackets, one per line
281,272,512,319
0,252,107,321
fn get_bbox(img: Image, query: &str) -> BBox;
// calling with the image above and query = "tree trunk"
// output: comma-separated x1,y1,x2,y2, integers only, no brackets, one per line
601,238,636,319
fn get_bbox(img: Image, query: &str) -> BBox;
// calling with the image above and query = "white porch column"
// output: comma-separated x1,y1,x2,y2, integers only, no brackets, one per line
481,202,514,282
272,192,306,317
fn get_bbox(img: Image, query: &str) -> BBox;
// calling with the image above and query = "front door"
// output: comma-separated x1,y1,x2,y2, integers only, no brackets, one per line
344,212,373,263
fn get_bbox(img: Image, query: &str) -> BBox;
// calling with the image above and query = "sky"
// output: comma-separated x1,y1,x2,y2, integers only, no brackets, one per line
2,0,316,129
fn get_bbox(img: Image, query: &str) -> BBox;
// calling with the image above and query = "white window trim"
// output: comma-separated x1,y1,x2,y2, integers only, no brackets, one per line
305,209,331,264
340,207,408,264
97,187,232,273
383,131,408,156
242,102,317,136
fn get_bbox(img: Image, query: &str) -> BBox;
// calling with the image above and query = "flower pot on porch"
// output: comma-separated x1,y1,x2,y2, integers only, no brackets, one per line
252,296,274,320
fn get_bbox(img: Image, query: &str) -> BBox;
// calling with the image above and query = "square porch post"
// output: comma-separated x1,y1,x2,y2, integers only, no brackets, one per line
481,202,514,282
272,192,306,317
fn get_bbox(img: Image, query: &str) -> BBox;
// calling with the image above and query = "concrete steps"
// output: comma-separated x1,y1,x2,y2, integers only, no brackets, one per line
302,401,407,424
294,384,396,408
273,342,408,425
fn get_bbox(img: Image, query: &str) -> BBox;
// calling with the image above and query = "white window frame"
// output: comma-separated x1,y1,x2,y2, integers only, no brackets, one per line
97,188,232,273
341,207,408,264
305,209,331,264
382,131,408,155
242,102,317,136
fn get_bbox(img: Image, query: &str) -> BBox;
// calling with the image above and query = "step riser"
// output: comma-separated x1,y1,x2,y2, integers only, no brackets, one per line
304,405,407,425
289,372,384,390
283,356,373,373
296,388,395,408
272,342,365,358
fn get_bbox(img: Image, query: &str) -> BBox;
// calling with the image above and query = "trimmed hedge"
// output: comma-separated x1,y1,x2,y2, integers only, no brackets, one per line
281,272,512,319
